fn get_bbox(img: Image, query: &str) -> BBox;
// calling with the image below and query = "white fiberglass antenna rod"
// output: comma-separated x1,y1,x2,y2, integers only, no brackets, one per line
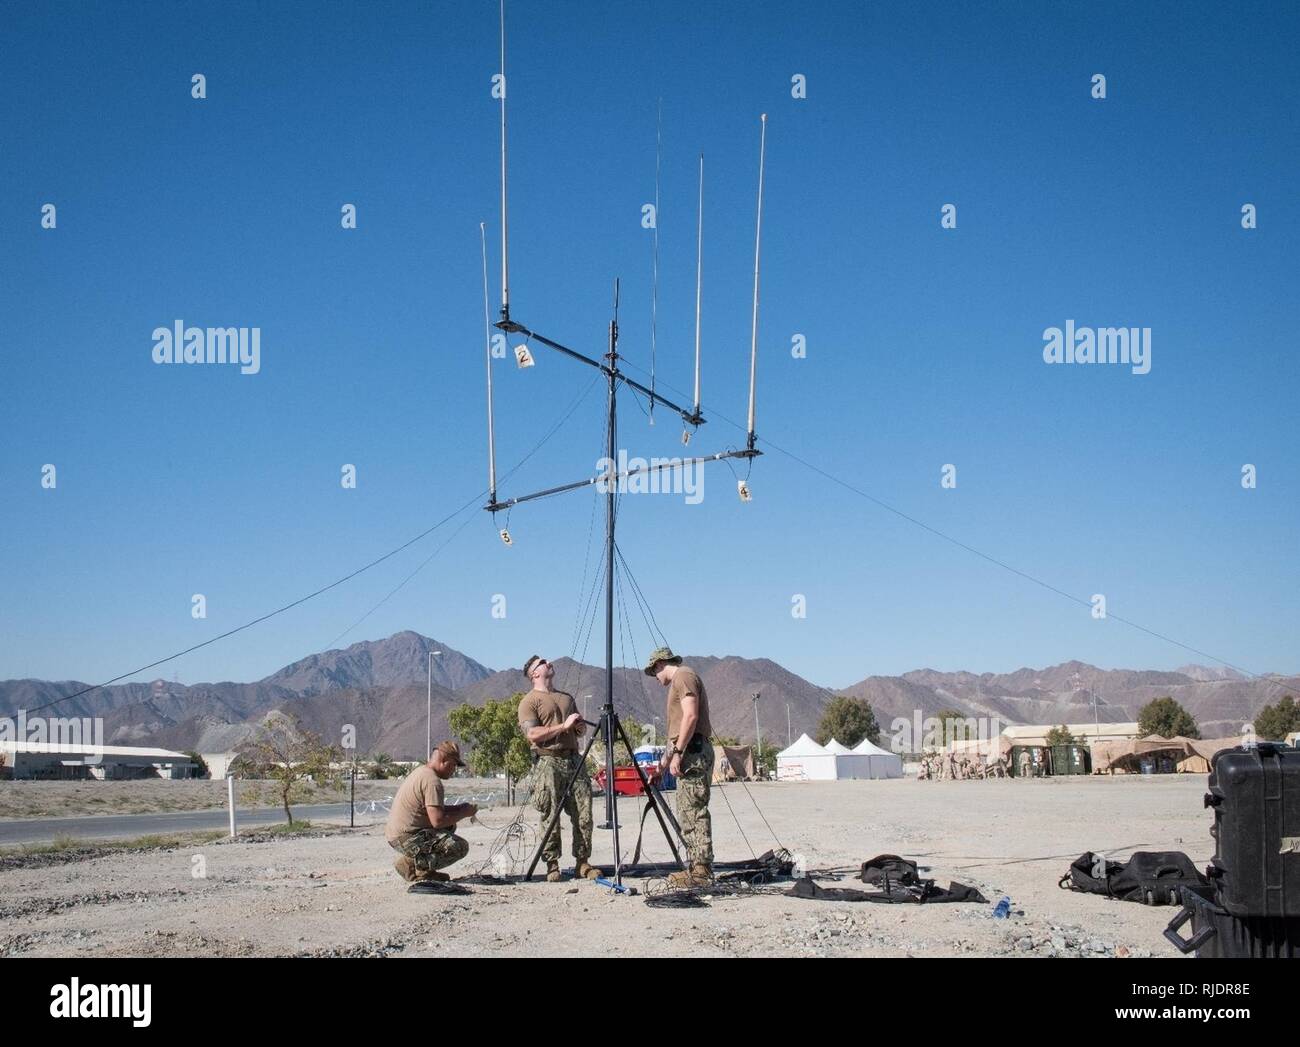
649,98,662,425
746,113,767,451
498,0,510,322
692,152,703,422
481,222,498,504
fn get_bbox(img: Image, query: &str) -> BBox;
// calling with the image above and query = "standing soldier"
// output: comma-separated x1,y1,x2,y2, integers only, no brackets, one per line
518,655,603,882
646,646,714,888
385,741,476,884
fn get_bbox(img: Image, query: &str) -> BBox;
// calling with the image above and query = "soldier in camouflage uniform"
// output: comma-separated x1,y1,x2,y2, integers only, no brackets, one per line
518,655,602,882
385,740,476,883
646,645,715,888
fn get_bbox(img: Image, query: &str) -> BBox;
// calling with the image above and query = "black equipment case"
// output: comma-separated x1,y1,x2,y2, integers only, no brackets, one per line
1205,742,1300,917
1164,884,1300,958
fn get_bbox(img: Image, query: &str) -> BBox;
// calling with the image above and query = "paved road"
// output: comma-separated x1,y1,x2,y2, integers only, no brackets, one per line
0,803,377,846
0,791,506,846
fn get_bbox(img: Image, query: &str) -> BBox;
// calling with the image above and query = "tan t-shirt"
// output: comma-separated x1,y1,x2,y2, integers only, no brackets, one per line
517,689,581,755
385,764,446,844
666,666,712,745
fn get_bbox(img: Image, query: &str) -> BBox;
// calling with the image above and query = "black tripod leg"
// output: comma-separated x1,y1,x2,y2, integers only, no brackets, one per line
614,715,685,869
524,718,603,882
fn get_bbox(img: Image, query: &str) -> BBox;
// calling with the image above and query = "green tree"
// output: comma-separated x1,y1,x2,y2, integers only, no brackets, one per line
236,714,342,826
185,751,209,779
1253,694,1300,741
753,739,780,777
367,752,396,779
932,708,979,746
1137,696,1200,740
1045,724,1076,747
448,695,534,800
815,696,881,748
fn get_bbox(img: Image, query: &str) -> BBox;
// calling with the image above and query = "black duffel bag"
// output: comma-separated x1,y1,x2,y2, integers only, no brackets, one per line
1059,850,1208,906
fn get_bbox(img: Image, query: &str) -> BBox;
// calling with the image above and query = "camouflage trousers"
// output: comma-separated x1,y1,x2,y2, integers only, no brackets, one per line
533,751,593,863
389,828,469,880
675,739,714,867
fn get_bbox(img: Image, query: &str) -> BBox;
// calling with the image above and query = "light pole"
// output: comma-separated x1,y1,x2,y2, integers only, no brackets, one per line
427,649,442,759
751,691,762,759
653,716,662,745
582,694,593,722
786,703,791,748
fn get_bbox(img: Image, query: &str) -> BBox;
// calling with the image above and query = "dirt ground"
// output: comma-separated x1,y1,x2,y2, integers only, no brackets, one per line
0,775,1212,958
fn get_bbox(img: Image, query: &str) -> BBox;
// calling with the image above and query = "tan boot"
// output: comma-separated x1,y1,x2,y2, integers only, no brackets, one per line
574,860,603,880
667,862,713,888
422,870,450,883
546,861,562,883
394,854,416,881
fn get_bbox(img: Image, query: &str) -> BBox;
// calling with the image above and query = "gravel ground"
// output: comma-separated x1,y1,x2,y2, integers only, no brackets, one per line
0,775,1211,958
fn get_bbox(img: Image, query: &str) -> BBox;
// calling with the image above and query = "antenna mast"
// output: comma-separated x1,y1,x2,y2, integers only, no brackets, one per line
481,222,498,505
746,113,767,452
692,152,703,423
498,0,510,322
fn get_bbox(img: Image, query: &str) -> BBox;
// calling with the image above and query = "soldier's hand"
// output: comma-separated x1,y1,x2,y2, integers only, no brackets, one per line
669,754,683,778
465,803,479,819
562,712,582,731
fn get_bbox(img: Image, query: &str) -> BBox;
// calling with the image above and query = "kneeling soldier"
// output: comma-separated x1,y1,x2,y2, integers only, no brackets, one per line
519,655,603,882
385,741,476,883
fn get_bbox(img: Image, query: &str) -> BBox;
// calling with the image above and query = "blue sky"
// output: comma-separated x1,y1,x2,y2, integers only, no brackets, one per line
2,0,1296,690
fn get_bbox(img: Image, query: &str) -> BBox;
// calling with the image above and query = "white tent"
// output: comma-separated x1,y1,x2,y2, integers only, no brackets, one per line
777,734,902,781
776,734,837,781
850,736,904,779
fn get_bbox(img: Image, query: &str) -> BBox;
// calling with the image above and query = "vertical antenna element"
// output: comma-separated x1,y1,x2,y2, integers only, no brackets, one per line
498,0,510,322
649,99,661,425
746,114,767,451
481,222,498,504
693,152,703,420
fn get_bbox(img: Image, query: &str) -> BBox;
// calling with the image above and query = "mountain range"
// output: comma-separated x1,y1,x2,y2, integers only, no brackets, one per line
2,631,1295,759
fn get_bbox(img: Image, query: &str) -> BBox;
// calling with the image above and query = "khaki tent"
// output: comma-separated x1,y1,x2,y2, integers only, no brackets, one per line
1091,735,1240,774
714,745,756,783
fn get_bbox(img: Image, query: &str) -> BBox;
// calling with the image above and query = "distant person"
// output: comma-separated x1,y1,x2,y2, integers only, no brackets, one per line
518,654,602,882
647,646,714,888
385,741,476,883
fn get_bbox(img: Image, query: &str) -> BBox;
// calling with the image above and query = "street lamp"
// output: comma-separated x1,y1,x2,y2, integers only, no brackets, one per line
582,693,593,722
427,649,443,759
751,691,762,753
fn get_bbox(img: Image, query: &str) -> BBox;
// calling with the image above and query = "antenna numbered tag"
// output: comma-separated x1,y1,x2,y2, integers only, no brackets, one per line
499,529,513,546
513,345,535,368
737,480,752,502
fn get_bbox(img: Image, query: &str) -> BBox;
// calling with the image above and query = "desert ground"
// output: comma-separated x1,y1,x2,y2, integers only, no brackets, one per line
0,775,1211,958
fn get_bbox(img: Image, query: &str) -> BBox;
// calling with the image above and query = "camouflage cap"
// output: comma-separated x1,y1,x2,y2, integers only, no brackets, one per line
434,740,466,767
643,645,683,676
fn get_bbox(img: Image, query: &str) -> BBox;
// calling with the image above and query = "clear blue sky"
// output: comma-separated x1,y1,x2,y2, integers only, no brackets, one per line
2,0,1296,690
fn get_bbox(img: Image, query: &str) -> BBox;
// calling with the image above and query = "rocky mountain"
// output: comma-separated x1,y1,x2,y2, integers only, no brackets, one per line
261,631,492,694
836,660,1300,740
3,634,1295,760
